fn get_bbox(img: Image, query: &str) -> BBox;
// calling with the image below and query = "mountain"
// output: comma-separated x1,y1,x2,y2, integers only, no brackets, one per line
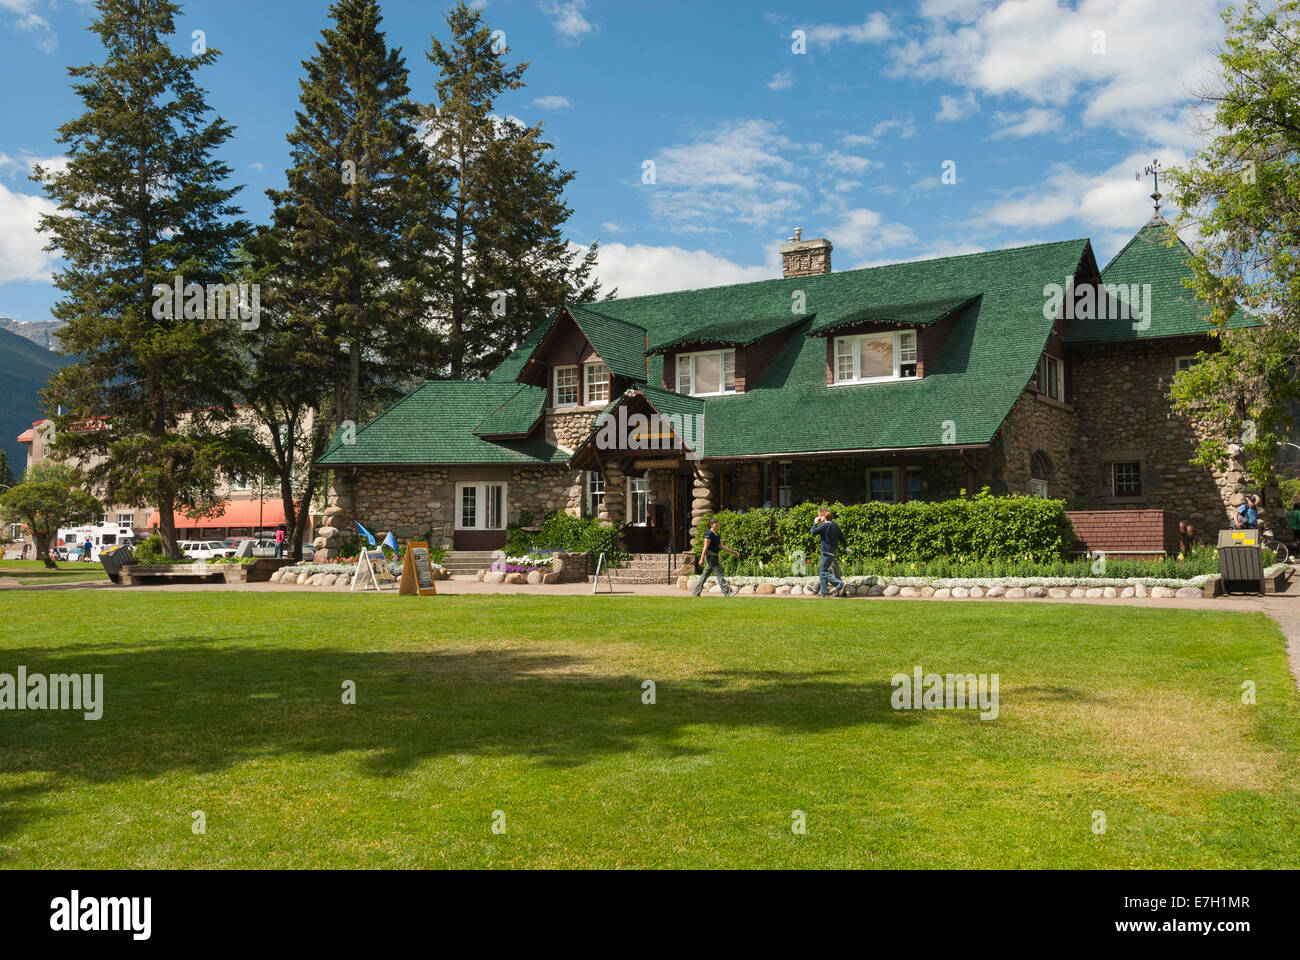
0,325,70,478
0,318,65,351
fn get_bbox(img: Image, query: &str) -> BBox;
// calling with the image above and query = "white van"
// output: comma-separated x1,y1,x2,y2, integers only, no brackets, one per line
56,522,139,562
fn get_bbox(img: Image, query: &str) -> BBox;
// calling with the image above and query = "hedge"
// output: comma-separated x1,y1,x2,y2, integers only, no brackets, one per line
694,492,1076,564
506,511,628,566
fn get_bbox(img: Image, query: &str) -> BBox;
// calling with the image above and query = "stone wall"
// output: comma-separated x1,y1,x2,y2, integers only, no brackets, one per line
1069,339,1279,537
546,408,602,452
984,391,1077,499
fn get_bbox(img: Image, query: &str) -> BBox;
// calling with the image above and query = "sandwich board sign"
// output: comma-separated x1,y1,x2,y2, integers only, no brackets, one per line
399,541,438,596
350,548,396,592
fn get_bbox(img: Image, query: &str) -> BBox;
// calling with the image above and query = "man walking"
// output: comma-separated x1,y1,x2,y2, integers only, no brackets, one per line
811,507,849,597
1235,494,1260,530
693,517,738,597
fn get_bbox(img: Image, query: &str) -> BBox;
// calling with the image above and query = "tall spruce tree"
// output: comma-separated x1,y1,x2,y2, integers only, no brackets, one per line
36,0,250,556
425,1,604,379
262,0,442,432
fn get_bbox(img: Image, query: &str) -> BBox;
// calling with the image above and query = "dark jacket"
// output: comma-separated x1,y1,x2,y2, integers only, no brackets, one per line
811,520,847,556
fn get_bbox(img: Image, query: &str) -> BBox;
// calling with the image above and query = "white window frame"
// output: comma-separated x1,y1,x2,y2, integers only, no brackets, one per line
553,365,579,409
116,512,134,526
832,330,918,385
676,348,736,397
626,476,650,525
867,467,899,503
1036,354,1064,401
778,461,793,508
584,361,609,406
455,482,508,530
586,471,605,517
1175,355,1199,374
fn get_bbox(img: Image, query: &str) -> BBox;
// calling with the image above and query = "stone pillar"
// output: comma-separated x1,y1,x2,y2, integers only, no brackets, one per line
601,464,626,527
690,464,717,549
314,470,356,559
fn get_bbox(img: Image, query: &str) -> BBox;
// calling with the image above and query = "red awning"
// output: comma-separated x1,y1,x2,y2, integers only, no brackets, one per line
147,499,289,529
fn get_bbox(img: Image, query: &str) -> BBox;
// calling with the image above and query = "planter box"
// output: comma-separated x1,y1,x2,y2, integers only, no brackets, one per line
119,563,224,586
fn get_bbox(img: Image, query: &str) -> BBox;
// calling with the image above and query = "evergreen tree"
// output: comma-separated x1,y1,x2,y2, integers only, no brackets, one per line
425,1,604,380
262,0,442,431
35,0,251,556
1168,0,1300,492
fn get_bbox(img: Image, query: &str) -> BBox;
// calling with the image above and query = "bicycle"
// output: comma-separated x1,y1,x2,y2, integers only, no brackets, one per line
1259,527,1291,564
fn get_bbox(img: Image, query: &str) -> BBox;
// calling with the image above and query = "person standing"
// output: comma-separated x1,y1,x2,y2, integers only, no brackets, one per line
274,524,286,559
82,537,94,562
692,517,738,597
1288,500,1300,546
811,507,849,597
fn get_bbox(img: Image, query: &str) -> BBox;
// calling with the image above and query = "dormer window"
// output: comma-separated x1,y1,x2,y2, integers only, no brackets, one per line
584,362,609,405
553,365,579,408
677,349,736,397
832,330,918,385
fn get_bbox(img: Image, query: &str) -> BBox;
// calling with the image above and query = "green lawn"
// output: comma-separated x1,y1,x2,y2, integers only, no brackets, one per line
0,560,108,586
2,590,1298,868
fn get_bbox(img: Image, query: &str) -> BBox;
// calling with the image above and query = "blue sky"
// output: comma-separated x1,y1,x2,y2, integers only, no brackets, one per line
0,0,1228,322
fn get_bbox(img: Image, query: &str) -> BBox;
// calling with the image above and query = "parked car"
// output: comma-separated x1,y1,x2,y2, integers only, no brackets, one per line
178,540,237,559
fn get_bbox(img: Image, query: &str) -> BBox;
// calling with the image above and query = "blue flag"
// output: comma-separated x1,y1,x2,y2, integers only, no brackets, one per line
382,531,399,554
355,521,376,547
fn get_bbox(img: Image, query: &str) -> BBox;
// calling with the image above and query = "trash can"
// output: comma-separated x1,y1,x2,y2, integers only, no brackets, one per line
1217,529,1265,595
100,544,135,584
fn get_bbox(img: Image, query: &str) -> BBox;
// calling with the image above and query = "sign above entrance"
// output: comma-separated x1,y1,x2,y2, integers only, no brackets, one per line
633,459,680,470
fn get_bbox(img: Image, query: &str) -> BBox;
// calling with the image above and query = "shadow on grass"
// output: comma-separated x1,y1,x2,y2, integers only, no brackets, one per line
0,641,921,850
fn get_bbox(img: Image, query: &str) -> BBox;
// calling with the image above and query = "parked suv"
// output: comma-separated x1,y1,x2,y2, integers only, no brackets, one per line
179,540,236,559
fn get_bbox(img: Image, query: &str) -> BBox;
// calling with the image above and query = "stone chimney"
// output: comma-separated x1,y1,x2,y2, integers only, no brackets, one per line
780,228,833,278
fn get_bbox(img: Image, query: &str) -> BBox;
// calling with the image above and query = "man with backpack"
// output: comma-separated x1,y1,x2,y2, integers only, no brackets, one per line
811,507,849,597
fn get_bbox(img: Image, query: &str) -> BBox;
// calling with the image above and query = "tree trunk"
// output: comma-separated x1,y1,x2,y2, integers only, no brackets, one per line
35,531,55,568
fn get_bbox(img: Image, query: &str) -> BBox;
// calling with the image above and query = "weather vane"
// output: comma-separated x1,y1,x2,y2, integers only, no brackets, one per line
1134,158,1163,216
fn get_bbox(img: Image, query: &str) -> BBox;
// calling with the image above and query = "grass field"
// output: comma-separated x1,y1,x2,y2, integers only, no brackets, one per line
1,590,1298,868
0,560,108,586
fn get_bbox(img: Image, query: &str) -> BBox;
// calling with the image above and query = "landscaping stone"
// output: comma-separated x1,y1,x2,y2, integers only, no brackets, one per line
526,570,544,585
882,584,900,597
1134,582,1148,597
1103,587,1118,598
775,585,791,595
269,570,283,584
790,584,803,595
1085,588,1104,599
933,588,952,599
969,586,985,598
920,586,935,597
1120,586,1135,598
297,573,310,585
867,585,885,596
899,586,922,597
1150,586,1176,598
756,584,775,595
1176,586,1203,599
987,585,1006,597
485,571,506,584
1069,588,1087,599
677,577,689,590
738,584,755,595
1005,586,1026,598
952,586,970,599
476,569,486,581
1028,587,1049,598
504,572,526,585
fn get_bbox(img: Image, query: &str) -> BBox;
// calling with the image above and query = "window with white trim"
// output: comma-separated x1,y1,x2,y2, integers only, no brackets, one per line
584,362,609,406
117,512,134,526
1112,461,1141,498
456,482,507,529
1036,355,1064,401
586,471,605,517
553,365,579,408
676,349,736,396
868,468,898,503
832,330,918,384
627,476,650,525
1175,355,1200,373
778,462,793,507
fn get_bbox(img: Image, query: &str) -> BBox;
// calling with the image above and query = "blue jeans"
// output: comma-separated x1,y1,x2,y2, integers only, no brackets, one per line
819,553,843,595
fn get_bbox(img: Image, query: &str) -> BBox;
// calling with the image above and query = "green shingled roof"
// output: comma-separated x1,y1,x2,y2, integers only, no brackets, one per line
559,303,649,381
808,295,980,337
474,384,546,437
1066,216,1257,343
647,314,813,353
318,381,569,466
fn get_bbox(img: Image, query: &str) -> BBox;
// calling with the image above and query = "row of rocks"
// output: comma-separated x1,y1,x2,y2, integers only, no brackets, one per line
476,568,560,585
678,579,1208,599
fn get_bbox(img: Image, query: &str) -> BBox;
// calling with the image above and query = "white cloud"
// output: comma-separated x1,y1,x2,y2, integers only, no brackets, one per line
0,0,58,53
893,0,1222,144
248,161,264,172
828,208,918,257
989,107,1064,139
600,221,626,234
0,180,57,284
767,70,795,90
935,91,979,122
984,148,1191,233
872,115,916,139
645,119,807,232
799,12,892,48
854,238,988,269
539,1,595,43
532,95,573,110
839,132,875,148
589,242,774,297
823,150,877,174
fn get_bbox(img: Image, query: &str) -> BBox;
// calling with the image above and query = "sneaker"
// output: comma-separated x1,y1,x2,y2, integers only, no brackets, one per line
724,587,737,597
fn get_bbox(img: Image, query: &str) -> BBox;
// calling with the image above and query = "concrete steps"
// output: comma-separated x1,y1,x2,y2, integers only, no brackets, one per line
441,550,497,575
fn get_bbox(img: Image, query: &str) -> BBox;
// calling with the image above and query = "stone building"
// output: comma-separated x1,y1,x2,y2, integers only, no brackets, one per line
316,214,1265,555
